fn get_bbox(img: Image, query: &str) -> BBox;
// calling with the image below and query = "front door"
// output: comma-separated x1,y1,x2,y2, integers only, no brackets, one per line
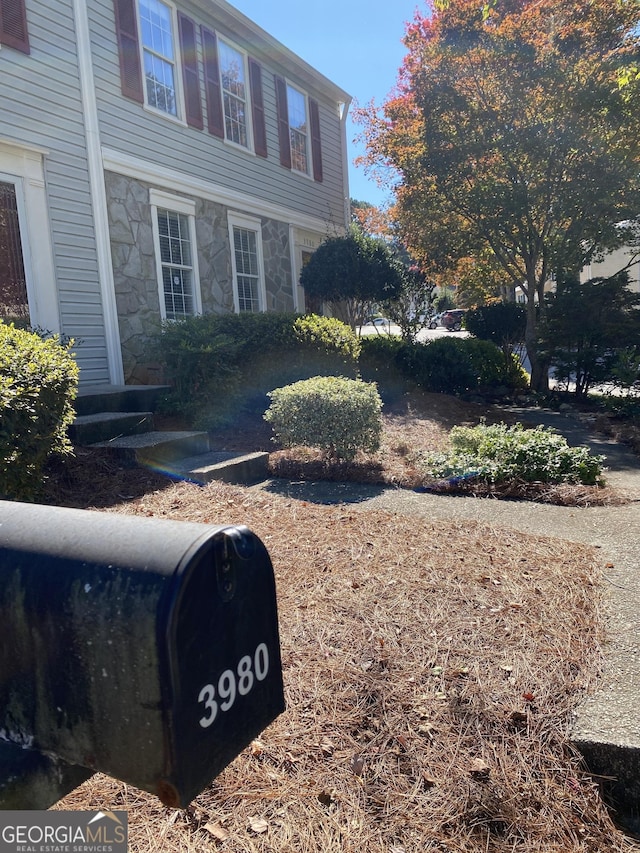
0,180,29,324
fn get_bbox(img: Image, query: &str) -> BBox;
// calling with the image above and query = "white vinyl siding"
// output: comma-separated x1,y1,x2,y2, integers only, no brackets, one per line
150,189,201,319
0,0,110,383
228,212,265,313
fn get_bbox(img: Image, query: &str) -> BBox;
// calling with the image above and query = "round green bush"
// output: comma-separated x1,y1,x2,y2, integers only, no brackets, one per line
0,323,79,500
264,376,382,462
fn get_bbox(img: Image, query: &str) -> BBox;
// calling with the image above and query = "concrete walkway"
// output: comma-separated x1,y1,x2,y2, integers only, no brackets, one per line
256,407,640,833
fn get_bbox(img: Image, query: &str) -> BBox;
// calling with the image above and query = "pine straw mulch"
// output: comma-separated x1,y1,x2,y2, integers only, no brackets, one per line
53,479,637,852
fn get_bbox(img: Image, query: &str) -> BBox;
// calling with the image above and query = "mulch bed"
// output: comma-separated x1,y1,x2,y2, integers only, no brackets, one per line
52,480,634,851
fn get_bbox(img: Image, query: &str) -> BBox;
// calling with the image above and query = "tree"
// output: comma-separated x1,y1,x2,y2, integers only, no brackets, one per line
383,262,436,340
356,0,640,391
300,225,404,329
540,272,640,398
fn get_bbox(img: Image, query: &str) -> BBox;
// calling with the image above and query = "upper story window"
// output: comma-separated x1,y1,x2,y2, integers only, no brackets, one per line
286,84,308,174
0,0,30,53
139,0,177,116
275,76,323,182
218,39,249,148
114,0,204,129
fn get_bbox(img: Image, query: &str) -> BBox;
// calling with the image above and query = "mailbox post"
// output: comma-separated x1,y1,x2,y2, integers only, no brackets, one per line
0,501,285,809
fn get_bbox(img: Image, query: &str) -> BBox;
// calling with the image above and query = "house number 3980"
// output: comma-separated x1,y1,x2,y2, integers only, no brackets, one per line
197,643,270,728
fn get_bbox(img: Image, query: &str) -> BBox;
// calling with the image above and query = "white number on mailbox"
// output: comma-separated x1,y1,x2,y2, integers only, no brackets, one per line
198,643,270,728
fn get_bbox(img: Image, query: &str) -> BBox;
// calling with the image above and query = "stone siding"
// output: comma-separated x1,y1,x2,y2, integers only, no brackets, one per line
104,172,296,382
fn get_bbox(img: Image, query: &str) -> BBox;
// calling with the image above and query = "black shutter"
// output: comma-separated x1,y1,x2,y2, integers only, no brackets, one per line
248,58,267,158
0,0,30,54
309,98,323,183
274,75,291,169
178,13,203,130
201,27,224,138
113,0,143,103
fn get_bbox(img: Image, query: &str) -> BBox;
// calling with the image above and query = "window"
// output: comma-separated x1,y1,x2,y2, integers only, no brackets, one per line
114,0,204,127
0,0,30,53
218,39,249,147
150,191,201,320
275,76,323,182
228,213,265,313
139,0,178,116
286,84,308,174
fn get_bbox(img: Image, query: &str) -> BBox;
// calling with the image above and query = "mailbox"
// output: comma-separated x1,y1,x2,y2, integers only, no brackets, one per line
0,501,285,808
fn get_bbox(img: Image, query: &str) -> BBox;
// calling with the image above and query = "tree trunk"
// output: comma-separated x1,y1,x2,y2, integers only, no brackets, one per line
524,297,549,393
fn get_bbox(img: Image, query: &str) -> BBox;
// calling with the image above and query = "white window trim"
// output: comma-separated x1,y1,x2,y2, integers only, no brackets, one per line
149,189,202,320
217,34,255,154
227,211,266,313
285,79,312,180
136,0,187,127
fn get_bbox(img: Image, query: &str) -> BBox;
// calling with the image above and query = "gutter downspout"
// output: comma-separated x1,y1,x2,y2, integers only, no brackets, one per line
339,99,352,230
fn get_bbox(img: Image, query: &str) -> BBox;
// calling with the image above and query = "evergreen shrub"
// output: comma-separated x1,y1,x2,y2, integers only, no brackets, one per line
0,323,78,500
420,422,604,485
264,376,382,461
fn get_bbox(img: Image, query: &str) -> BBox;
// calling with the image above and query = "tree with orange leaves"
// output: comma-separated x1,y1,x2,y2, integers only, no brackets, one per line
355,0,640,391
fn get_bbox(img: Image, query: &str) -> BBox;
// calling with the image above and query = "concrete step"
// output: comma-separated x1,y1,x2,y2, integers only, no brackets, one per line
76,384,170,416
90,430,210,466
70,411,155,445
163,450,270,485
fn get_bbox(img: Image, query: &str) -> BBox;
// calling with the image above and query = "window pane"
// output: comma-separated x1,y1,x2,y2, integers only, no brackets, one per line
233,226,260,312
287,84,308,173
140,0,177,116
219,40,248,147
157,209,195,318
139,0,174,60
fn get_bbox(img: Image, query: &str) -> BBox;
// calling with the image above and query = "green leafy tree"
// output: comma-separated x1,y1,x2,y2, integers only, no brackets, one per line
300,225,404,329
540,272,640,398
356,0,640,391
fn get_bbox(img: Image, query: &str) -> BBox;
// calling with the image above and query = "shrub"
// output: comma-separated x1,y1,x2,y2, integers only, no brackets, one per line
148,313,360,428
264,376,382,461
419,422,604,486
410,337,528,394
358,335,415,401
0,323,79,500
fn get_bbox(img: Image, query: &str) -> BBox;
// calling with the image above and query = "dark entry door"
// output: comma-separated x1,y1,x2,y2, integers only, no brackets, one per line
0,181,29,323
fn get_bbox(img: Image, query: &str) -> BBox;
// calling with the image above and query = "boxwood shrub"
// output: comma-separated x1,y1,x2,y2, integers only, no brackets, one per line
264,376,382,461
0,323,79,500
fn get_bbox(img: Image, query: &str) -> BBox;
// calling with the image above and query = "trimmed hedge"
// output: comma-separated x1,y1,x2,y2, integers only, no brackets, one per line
264,376,382,461
361,335,528,397
0,323,78,500
150,313,361,428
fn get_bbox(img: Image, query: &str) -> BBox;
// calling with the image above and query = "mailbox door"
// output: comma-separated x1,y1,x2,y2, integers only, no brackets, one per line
158,527,285,807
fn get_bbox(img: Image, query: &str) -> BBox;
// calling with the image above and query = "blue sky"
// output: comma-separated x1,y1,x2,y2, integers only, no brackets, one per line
228,0,424,207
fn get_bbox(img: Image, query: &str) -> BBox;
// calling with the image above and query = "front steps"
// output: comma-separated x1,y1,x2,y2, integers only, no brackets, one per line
73,385,269,486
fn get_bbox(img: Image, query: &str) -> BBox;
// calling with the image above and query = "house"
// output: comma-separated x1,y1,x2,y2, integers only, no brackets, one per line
0,0,351,385
580,244,640,293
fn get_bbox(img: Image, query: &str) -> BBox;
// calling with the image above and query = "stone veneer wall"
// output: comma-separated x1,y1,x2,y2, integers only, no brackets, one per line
104,172,296,383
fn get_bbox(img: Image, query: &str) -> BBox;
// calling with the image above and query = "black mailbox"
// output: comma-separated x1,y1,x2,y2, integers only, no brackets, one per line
0,501,285,808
